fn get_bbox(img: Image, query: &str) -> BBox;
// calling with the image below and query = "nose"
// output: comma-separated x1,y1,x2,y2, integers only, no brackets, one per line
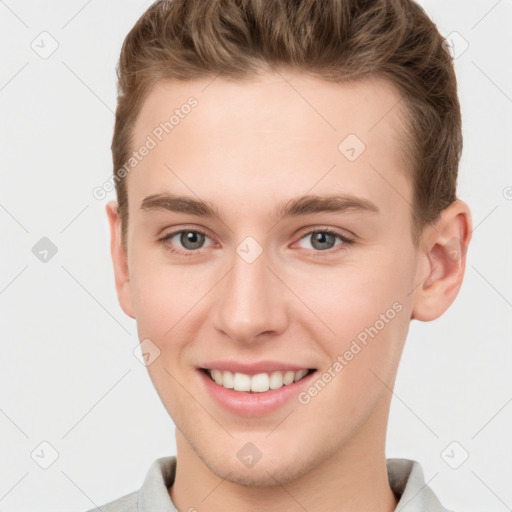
213,244,289,345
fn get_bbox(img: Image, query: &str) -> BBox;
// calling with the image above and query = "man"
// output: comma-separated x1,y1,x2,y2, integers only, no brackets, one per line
92,0,472,510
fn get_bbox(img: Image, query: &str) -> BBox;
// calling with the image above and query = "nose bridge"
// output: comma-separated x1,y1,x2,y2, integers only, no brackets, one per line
213,239,286,343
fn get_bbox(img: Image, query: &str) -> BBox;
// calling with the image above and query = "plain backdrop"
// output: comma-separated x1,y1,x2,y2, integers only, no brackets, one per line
1,1,511,511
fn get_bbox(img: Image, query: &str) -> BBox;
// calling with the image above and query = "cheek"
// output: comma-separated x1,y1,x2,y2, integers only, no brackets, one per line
298,251,411,334
128,255,221,371
291,248,414,386
130,267,171,336
129,249,203,333
294,272,410,428
128,257,206,418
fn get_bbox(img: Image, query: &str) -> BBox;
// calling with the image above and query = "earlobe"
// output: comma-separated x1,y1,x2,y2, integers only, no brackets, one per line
106,201,135,319
411,200,472,322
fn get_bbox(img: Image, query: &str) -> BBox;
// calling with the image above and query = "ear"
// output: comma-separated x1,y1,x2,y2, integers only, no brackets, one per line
411,199,472,321
106,201,135,319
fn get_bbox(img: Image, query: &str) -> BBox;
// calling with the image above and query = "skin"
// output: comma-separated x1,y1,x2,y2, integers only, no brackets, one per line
106,71,472,512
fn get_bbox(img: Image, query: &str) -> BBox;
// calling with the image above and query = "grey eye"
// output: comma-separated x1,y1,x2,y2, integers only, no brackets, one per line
298,231,342,251
166,230,211,251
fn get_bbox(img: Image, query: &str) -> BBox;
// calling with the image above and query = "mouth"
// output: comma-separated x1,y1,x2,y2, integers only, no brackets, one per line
197,360,319,416
200,368,316,393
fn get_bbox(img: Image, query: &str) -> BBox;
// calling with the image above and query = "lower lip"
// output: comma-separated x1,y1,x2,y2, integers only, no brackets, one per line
198,369,317,417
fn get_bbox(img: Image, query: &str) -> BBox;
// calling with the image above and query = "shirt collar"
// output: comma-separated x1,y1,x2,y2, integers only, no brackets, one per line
137,456,451,512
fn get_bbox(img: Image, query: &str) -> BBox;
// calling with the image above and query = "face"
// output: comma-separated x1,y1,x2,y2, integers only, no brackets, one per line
109,72,429,486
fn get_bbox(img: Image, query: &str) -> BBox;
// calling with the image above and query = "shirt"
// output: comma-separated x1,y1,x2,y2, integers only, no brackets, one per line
86,456,453,512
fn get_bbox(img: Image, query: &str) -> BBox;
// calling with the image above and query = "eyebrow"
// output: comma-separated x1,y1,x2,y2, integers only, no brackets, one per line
140,192,379,224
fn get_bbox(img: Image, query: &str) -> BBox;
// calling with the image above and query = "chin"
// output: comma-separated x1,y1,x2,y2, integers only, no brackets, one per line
195,441,319,489
207,458,304,488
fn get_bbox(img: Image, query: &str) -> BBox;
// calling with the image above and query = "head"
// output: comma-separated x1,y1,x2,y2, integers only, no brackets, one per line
107,0,471,488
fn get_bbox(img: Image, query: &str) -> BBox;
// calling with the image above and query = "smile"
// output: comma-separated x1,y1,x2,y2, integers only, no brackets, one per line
204,368,314,393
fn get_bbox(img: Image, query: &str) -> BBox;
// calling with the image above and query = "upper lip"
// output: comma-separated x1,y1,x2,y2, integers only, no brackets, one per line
200,360,315,375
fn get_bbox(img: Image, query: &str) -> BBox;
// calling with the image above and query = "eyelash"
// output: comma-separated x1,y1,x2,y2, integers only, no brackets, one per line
158,227,355,257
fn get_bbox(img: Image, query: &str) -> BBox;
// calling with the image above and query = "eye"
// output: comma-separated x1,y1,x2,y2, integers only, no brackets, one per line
158,227,354,257
296,228,354,254
158,228,213,255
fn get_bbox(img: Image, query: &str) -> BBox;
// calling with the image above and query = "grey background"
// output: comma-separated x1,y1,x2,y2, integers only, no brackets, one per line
1,0,511,510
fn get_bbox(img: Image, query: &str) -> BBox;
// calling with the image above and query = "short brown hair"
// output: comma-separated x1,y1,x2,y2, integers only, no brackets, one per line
112,0,462,248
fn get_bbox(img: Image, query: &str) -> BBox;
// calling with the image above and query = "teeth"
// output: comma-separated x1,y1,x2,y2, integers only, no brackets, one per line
211,369,223,385
294,369,308,382
250,373,269,392
283,370,295,385
207,368,311,392
233,372,251,391
269,371,284,389
222,370,234,389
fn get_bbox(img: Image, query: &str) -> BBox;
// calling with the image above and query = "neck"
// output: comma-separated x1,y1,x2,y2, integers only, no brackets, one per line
170,398,398,512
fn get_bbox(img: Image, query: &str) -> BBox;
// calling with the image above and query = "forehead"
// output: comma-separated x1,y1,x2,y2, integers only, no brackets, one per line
128,71,411,220
135,71,407,145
